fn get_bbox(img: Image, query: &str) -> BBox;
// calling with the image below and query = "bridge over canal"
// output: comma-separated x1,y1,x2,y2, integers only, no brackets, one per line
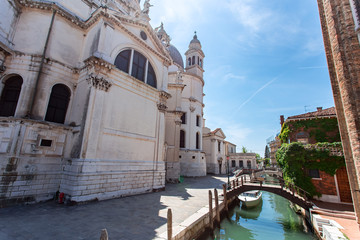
223,177,313,210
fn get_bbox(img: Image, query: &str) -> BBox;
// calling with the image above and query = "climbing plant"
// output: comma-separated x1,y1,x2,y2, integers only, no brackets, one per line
279,118,341,143
276,142,345,197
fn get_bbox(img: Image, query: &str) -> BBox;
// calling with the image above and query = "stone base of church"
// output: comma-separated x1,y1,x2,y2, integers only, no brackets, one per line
166,161,180,183
60,159,165,203
179,150,206,177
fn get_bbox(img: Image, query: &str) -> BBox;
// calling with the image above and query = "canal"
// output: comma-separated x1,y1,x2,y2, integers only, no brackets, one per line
202,191,318,240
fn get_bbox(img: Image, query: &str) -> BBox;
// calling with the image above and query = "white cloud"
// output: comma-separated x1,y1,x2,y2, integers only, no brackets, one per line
225,0,273,32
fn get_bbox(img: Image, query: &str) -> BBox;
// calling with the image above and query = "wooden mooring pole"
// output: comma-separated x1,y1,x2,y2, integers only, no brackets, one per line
167,208,172,240
223,184,228,211
214,188,220,224
209,190,213,229
100,229,108,240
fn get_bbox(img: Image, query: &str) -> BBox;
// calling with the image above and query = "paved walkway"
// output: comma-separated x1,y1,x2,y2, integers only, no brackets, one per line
0,175,228,240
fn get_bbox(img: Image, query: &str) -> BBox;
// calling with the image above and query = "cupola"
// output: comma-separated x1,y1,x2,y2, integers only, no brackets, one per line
185,32,205,78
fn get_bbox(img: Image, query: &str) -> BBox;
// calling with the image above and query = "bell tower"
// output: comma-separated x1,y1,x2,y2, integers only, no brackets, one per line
185,32,205,78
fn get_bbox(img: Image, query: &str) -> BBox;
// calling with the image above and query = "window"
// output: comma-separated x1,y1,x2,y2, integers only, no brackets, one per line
0,76,23,117
114,49,131,72
231,160,235,167
181,112,186,124
115,49,157,88
147,63,156,88
196,115,200,127
196,132,200,149
131,50,146,81
192,56,195,65
199,59,203,68
247,160,251,169
188,57,191,66
197,56,200,65
239,161,243,168
218,141,221,152
296,132,309,144
180,130,185,148
308,169,320,178
45,84,70,124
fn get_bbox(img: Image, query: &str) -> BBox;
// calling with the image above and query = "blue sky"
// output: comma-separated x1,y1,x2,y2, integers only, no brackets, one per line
149,0,335,156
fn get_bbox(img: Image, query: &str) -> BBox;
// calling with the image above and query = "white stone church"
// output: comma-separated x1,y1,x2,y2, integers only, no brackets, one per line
0,0,211,205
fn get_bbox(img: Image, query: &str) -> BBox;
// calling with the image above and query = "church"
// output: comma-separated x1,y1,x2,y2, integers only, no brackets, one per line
0,0,207,205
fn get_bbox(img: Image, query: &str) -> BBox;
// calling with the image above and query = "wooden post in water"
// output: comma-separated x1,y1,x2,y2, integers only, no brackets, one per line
167,208,172,240
100,229,108,240
214,188,220,224
209,190,213,229
236,178,239,187
223,184,228,211
232,180,235,189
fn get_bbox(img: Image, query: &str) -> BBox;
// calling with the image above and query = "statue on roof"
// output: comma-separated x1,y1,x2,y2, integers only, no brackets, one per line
141,0,153,15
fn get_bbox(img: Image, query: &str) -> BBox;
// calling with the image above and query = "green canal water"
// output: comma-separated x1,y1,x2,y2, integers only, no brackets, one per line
203,191,318,240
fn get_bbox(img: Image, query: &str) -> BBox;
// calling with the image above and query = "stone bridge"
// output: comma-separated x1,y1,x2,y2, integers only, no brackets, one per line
224,177,313,210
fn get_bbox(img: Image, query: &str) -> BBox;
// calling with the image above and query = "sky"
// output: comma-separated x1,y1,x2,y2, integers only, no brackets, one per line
148,0,335,156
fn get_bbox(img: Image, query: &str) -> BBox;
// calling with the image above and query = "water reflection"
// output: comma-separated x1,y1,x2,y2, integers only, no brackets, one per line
203,192,317,240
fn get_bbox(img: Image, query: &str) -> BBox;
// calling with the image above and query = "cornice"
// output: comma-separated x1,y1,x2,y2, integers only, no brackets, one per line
15,0,172,66
183,71,205,86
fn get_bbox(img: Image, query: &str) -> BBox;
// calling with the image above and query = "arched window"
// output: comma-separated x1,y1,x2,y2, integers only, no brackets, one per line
196,115,200,127
180,130,185,148
239,160,243,168
192,56,195,65
197,56,200,65
0,75,23,117
114,49,157,88
247,160,251,169
114,49,131,72
45,84,70,124
131,50,146,82
296,132,309,144
196,132,200,149
199,59,203,68
188,57,191,66
147,63,157,88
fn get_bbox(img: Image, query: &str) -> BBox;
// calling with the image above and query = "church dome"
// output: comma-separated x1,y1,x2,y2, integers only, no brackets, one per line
167,44,184,69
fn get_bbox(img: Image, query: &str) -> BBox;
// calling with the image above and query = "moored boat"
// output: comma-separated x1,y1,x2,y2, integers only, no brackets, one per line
238,190,262,208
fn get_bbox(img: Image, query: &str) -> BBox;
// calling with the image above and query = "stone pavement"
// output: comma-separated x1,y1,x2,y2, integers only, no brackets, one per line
0,175,228,240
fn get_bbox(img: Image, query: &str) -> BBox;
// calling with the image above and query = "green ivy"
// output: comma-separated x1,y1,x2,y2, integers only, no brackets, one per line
279,118,340,143
276,142,345,197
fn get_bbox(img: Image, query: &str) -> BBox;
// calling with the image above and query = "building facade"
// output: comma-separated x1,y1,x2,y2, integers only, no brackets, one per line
0,0,206,206
280,107,352,204
203,128,226,174
317,0,360,224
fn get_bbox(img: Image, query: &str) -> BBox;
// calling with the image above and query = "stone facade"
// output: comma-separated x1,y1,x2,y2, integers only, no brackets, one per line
203,128,226,174
0,0,206,206
317,0,360,223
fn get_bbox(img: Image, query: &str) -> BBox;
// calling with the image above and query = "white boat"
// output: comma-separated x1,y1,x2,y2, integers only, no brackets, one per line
238,190,262,208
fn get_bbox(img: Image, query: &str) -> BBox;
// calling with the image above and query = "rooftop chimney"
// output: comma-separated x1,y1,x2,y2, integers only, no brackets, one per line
317,107,323,112
280,115,284,127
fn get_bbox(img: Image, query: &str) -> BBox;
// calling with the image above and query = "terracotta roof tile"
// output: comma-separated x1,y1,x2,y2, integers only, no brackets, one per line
287,107,336,120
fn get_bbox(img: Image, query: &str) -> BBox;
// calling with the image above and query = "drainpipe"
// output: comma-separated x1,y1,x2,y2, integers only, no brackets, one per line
28,9,56,118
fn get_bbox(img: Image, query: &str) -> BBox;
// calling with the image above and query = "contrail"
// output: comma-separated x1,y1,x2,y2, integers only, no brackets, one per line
234,76,278,114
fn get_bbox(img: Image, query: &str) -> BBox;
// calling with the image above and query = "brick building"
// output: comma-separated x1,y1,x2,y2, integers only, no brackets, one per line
317,0,360,225
280,107,352,203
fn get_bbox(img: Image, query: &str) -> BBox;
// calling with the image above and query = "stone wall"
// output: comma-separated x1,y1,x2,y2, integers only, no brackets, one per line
179,150,206,177
317,0,360,224
0,118,72,206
